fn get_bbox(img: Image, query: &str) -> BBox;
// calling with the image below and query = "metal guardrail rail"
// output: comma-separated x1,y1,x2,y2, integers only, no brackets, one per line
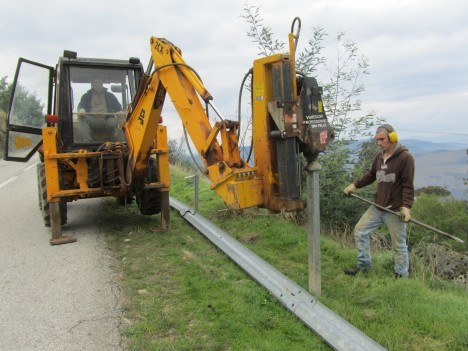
170,197,387,351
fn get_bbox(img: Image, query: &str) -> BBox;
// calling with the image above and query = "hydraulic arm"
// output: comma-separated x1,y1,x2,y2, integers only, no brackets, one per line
123,37,263,210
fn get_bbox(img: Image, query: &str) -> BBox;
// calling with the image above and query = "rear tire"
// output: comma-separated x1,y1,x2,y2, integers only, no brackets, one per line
136,158,162,215
37,163,67,227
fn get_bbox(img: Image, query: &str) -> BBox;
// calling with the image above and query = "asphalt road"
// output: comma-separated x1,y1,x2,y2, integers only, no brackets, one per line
0,157,124,351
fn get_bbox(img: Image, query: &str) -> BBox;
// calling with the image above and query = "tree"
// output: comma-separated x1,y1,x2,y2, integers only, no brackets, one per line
0,76,9,158
0,77,45,158
0,76,12,112
411,193,467,252
9,84,44,128
0,109,5,158
168,138,186,165
240,4,382,228
241,5,285,56
1,76,44,127
415,186,451,197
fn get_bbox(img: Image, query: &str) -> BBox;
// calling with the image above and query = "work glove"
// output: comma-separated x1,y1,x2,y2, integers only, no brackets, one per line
343,183,356,196
399,207,411,223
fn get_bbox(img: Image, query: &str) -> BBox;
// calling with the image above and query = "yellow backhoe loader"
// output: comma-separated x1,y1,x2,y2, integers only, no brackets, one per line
4,19,334,244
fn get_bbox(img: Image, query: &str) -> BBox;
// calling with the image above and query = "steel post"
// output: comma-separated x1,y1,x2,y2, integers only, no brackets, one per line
184,174,199,212
306,160,321,297
49,202,76,245
160,191,171,231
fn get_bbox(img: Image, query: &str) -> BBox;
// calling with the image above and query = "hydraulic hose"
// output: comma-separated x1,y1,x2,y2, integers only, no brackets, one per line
237,68,254,163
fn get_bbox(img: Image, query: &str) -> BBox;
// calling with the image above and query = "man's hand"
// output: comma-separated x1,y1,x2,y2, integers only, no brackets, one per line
77,109,86,118
399,207,411,223
343,184,356,196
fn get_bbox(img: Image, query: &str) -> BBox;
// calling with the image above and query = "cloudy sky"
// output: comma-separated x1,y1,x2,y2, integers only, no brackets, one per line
1,0,467,144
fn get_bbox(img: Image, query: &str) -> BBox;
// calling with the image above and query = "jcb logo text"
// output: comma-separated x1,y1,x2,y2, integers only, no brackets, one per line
154,41,164,54
138,109,146,125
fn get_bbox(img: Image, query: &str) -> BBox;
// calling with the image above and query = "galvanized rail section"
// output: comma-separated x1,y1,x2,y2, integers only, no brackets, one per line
170,197,387,351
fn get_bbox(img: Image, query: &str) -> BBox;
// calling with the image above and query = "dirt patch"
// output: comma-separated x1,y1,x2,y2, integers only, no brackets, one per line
413,243,467,285
239,232,259,244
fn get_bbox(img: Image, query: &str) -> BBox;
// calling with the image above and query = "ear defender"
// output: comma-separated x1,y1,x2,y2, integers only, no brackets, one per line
380,124,398,143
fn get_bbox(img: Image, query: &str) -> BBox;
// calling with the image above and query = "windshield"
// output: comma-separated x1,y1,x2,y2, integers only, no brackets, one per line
70,66,138,144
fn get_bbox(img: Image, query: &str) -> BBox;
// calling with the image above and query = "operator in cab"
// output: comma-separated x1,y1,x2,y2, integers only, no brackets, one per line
77,77,123,143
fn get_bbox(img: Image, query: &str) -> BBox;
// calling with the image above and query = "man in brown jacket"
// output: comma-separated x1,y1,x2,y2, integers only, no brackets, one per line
343,124,415,277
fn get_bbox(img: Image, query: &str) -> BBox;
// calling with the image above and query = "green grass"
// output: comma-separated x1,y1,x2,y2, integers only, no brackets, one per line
103,165,468,351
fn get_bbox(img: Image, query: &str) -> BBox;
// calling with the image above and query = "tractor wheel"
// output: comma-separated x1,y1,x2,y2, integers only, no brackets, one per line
136,158,162,215
37,163,67,227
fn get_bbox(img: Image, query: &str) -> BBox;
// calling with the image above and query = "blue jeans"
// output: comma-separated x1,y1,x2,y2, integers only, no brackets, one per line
354,205,409,276
78,115,124,143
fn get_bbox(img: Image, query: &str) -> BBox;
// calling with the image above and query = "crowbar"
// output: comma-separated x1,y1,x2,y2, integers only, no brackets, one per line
350,193,465,244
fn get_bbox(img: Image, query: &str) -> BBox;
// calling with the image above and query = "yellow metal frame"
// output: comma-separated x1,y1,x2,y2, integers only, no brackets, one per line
42,125,170,202
251,54,305,211
42,127,61,203
248,33,305,212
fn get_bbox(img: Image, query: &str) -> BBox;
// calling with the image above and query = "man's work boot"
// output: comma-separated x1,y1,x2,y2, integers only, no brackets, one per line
394,272,408,278
344,266,370,276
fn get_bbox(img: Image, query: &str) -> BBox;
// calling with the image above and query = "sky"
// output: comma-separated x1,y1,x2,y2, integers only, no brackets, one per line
1,0,467,144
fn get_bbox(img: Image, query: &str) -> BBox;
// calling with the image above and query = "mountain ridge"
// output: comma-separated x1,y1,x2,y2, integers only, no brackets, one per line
400,139,468,154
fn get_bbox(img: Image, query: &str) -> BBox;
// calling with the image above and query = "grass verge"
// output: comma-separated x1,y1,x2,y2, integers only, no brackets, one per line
102,165,468,351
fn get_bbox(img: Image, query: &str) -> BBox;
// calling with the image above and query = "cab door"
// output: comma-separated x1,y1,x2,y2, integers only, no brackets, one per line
4,58,54,162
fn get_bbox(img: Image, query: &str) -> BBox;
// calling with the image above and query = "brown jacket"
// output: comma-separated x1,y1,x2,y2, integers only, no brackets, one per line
354,144,415,210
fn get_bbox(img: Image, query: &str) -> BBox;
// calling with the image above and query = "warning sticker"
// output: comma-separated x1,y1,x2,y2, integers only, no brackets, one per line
320,130,328,144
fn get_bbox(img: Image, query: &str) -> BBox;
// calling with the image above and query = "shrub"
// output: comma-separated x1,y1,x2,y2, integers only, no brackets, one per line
410,194,467,252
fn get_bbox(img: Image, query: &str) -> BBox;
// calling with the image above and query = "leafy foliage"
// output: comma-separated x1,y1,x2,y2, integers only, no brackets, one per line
0,76,45,157
9,83,45,128
415,186,451,197
321,32,377,140
0,109,5,158
0,76,10,158
295,26,327,75
240,4,285,56
0,76,12,112
318,140,378,228
168,138,186,165
1,76,45,128
411,194,467,252
168,137,199,173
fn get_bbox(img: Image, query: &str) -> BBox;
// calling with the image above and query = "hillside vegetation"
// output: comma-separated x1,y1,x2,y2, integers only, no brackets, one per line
103,165,467,351
0,109,5,158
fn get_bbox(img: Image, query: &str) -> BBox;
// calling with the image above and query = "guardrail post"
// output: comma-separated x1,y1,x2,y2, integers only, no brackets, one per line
184,174,199,212
306,160,321,297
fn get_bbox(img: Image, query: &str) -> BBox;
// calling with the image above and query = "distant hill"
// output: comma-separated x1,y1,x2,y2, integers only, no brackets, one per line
401,139,468,154
399,140,467,200
411,148,467,200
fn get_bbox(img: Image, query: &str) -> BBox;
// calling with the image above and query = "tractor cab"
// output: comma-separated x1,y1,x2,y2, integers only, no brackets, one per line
4,51,144,161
